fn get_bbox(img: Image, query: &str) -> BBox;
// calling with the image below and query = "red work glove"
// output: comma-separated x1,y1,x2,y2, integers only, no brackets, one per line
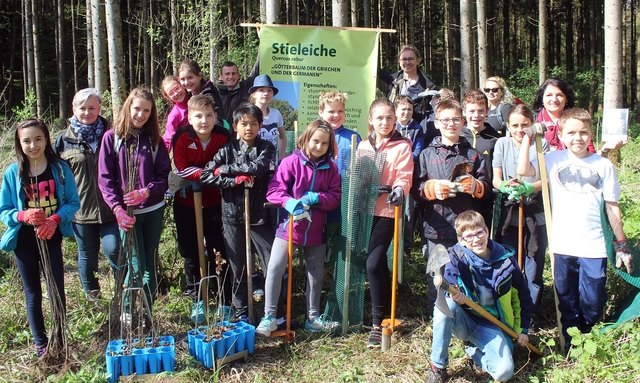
114,206,136,231
455,175,485,199
35,214,60,240
235,175,255,188
17,208,46,225
123,188,150,206
423,180,453,201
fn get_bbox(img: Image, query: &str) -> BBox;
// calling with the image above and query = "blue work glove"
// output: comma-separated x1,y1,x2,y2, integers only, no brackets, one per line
284,198,305,215
386,186,404,206
301,191,320,207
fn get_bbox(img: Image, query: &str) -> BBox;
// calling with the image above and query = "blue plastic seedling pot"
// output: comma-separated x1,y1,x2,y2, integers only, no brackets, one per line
133,349,147,375
146,348,161,374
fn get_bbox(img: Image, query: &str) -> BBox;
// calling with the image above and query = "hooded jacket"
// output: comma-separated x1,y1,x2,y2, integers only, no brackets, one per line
201,136,275,226
445,240,533,334
357,130,414,218
412,136,488,240
0,160,80,251
98,129,171,213
266,149,341,246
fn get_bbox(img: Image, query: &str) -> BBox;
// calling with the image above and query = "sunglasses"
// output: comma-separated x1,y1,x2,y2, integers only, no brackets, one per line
483,87,501,93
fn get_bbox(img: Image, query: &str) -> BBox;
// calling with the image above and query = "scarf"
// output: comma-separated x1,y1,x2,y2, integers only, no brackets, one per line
536,108,564,150
69,115,104,150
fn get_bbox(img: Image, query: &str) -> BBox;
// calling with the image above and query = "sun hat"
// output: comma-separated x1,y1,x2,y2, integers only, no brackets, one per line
249,74,279,95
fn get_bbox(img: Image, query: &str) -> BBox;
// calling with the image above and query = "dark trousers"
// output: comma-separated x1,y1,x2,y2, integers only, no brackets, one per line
366,217,395,327
554,254,607,344
173,202,231,304
222,222,274,317
500,224,547,309
14,225,65,347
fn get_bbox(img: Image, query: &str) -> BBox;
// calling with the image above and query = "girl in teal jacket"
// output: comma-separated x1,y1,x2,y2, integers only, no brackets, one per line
0,119,80,357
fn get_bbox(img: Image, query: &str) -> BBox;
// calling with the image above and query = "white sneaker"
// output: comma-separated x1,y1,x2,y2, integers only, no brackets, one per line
256,314,277,337
304,315,339,333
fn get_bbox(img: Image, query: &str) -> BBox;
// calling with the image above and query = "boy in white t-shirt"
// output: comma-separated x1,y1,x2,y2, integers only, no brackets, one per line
517,108,634,349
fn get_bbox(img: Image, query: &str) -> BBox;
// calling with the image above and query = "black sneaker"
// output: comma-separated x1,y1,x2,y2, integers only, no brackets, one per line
367,326,382,348
426,364,447,383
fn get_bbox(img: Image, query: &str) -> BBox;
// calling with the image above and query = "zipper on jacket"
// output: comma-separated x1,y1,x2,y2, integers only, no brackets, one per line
301,159,320,246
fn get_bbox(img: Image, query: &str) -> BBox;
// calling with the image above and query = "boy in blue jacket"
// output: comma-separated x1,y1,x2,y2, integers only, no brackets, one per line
427,210,532,383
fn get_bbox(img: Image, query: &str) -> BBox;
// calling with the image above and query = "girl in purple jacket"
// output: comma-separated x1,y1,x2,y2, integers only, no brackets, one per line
256,119,341,336
98,87,171,324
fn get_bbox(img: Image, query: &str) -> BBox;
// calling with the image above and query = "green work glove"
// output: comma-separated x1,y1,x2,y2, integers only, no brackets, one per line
509,181,535,202
499,180,515,194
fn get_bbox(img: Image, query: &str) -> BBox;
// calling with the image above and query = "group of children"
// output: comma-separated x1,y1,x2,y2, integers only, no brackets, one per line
0,61,635,382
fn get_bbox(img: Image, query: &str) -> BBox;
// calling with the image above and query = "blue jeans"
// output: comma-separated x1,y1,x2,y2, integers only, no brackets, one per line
14,225,65,347
430,296,515,382
554,254,607,344
73,221,120,292
123,206,164,310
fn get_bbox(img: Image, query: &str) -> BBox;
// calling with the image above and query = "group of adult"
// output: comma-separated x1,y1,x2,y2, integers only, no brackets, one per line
379,44,624,154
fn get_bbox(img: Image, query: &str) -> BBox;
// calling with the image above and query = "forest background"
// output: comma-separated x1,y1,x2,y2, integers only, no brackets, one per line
0,1,638,382
0,0,636,123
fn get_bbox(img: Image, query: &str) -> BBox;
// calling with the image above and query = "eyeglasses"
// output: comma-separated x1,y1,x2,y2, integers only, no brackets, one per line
400,57,416,62
483,87,501,93
437,117,463,125
460,229,487,243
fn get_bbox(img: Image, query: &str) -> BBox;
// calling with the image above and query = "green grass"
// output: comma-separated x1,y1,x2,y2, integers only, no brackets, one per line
0,133,638,382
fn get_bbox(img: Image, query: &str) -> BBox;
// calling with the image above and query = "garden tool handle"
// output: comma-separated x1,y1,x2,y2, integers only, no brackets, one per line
433,274,543,356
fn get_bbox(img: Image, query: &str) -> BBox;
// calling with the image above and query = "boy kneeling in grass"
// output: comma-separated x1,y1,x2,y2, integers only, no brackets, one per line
427,210,533,383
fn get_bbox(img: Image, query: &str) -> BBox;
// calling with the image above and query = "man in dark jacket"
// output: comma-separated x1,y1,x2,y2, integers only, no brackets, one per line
217,61,259,125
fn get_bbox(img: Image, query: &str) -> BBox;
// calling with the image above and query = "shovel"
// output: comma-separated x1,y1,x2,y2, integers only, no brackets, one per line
426,244,454,318
433,272,542,356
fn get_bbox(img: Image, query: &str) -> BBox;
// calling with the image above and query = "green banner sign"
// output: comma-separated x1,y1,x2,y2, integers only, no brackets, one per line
259,25,379,138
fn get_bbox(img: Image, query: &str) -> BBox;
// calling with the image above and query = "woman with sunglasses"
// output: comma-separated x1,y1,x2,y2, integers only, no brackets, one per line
483,76,514,136
378,45,437,122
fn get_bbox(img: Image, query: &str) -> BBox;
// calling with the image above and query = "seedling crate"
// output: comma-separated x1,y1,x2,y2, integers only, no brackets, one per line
105,335,175,382
187,320,256,369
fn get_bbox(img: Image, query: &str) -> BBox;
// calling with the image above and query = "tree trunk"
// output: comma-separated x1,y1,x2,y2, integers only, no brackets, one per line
260,0,266,23
170,0,178,74
23,0,35,94
266,0,279,23
636,0,640,121
126,0,135,84
105,0,126,117
564,0,573,72
210,0,218,77
476,0,488,86
443,0,452,89
31,0,44,117
291,0,298,25
149,0,157,91
91,0,107,92
86,0,94,88
351,0,357,26
333,0,348,26
363,0,370,27
56,0,67,119
538,0,547,84
604,0,623,109
460,0,473,95
142,0,150,86
71,0,79,92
